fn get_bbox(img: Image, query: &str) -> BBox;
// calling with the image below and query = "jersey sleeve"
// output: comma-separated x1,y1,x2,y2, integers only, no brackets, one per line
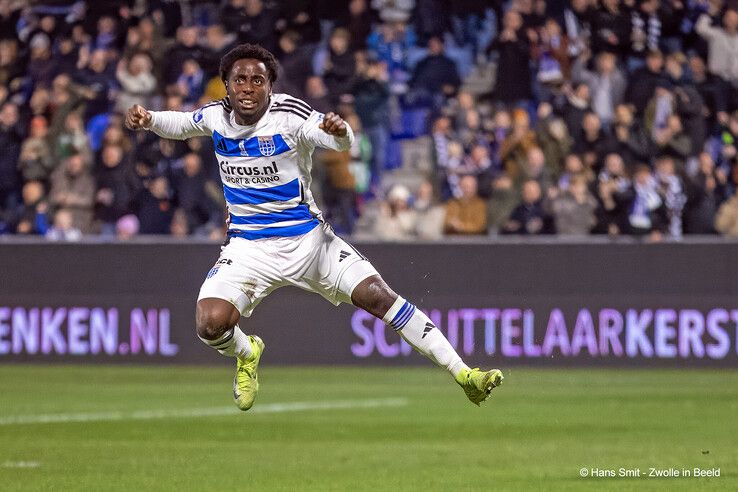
298,110,355,152
147,104,218,140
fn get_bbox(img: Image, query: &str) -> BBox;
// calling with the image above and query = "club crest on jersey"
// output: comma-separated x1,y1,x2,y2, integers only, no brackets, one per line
257,136,276,156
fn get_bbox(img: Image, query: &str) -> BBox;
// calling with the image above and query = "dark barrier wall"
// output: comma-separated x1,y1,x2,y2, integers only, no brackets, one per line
1,240,737,366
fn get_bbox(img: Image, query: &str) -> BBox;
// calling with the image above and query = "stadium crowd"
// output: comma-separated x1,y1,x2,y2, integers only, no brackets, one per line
1,0,738,240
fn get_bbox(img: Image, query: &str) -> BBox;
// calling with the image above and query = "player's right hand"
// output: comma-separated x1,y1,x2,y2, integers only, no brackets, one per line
125,104,152,130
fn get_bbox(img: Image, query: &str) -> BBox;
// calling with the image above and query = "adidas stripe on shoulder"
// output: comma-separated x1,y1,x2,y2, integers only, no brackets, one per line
271,96,313,120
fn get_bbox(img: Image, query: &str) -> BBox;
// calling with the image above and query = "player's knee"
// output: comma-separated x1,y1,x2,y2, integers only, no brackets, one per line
351,275,397,318
195,299,240,340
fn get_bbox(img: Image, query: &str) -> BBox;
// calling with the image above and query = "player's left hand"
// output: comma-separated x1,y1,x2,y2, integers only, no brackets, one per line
319,112,347,137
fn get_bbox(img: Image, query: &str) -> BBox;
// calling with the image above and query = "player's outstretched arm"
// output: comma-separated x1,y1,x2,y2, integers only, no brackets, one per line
124,104,152,130
302,111,354,151
124,104,211,140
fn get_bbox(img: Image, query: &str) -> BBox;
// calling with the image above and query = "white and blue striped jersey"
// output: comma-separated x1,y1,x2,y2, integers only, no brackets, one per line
147,94,354,239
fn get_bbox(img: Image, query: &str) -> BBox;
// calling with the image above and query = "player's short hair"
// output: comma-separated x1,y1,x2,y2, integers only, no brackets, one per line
219,44,279,84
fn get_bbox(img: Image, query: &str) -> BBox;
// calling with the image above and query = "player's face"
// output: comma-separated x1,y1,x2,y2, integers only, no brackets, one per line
226,58,271,125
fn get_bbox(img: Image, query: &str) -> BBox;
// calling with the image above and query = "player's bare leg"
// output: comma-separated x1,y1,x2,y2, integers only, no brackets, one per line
195,298,265,410
350,275,503,405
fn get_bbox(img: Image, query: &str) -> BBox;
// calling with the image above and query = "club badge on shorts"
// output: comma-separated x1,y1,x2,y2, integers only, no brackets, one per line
257,136,276,156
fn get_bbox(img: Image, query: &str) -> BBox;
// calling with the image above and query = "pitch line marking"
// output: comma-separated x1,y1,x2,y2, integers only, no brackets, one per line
1,461,41,468
0,398,408,426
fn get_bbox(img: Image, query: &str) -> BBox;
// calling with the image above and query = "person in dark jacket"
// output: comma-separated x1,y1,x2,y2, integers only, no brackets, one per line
135,175,174,234
0,101,24,212
409,36,461,95
94,144,139,235
502,179,553,234
274,30,314,99
314,27,357,100
625,49,666,115
171,153,219,234
489,9,532,104
353,59,391,185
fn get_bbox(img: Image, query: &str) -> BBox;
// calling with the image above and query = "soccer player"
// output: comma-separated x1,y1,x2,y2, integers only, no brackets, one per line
125,44,502,410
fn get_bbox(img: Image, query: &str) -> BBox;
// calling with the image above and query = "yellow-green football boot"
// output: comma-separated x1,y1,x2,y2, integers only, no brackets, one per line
455,367,503,406
233,335,265,411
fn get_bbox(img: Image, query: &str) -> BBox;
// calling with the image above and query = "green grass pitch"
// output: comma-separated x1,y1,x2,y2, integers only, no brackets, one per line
0,365,735,491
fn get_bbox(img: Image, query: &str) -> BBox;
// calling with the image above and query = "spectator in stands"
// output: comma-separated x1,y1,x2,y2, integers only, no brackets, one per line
372,0,415,24
0,39,22,88
339,0,376,51
204,24,237,77
55,109,90,162
573,111,612,171
535,103,572,179
49,152,95,234
562,0,593,60
366,21,417,89
628,0,662,71
170,208,190,237
501,108,538,185
27,32,55,89
314,28,357,102
407,36,461,108
625,49,665,116
164,26,208,87
590,0,629,57
135,175,174,235
115,53,157,113
413,178,445,239
610,103,650,167
175,58,206,107
689,53,729,128
444,174,487,235
715,186,738,236
353,59,390,188
489,9,533,105
627,164,667,238
684,152,721,234
317,141,357,235
695,8,738,86
46,208,82,241
234,0,279,52
15,180,49,235
76,50,116,120
171,153,219,235
665,52,706,157
279,1,322,45
275,30,314,99
550,172,597,235
373,184,417,241
91,15,122,51
125,17,166,69
571,50,626,127
654,155,687,238
594,153,633,235
532,17,569,90
95,144,137,236
304,76,332,114
487,173,519,235
650,113,691,170
502,179,551,235
558,153,586,191
0,101,23,212
116,214,139,241
18,116,53,184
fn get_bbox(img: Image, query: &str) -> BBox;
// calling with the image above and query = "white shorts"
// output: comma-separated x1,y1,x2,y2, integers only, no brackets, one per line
197,223,378,316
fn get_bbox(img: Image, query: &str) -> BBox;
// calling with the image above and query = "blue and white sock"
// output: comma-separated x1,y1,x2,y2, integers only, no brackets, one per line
383,296,469,378
198,325,253,359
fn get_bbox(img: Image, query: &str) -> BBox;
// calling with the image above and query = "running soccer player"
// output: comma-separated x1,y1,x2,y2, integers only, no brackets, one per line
125,44,502,409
